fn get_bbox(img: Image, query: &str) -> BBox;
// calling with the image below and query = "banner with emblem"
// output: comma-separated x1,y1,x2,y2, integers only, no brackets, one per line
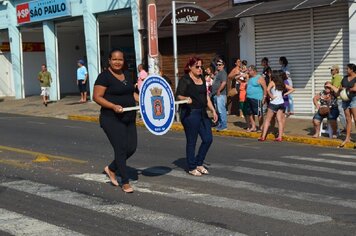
140,75,175,135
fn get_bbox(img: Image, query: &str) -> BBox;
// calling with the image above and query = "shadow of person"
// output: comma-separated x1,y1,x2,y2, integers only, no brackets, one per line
172,158,186,171
127,166,139,181
140,166,172,177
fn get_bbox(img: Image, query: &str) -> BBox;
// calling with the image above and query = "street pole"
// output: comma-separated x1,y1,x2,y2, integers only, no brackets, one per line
172,1,195,121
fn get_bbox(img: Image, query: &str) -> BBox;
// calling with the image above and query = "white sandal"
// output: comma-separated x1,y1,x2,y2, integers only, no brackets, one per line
188,169,202,176
197,166,209,175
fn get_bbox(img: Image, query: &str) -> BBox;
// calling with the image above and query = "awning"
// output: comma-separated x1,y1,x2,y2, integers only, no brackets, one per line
208,0,339,21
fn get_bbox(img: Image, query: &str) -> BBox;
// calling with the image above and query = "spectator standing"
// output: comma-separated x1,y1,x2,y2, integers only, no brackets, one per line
204,66,214,96
259,72,294,141
330,65,346,131
227,58,241,116
176,56,218,176
241,60,248,73
261,57,271,85
245,65,267,132
339,63,356,148
38,64,52,107
211,59,228,131
93,49,139,193
279,56,294,116
77,59,88,103
136,64,148,92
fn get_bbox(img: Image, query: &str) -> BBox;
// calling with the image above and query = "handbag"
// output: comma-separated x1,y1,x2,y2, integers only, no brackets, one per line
228,88,238,97
318,105,330,116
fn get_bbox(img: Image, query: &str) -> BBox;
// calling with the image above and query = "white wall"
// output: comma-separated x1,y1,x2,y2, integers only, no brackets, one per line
58,32,86,94
350,2,356,64
0,52,14,96
239,17,255,66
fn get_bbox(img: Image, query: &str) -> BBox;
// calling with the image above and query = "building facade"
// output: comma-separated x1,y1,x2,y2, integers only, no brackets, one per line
0,0,144,100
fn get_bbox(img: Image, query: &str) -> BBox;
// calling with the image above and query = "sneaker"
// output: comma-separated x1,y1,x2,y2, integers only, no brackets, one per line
216,127,227,132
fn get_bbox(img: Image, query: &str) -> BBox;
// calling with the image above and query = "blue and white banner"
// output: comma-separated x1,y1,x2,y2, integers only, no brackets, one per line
140,75,175,136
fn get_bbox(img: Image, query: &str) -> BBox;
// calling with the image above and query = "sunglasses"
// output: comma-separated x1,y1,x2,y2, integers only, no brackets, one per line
195,65,203,69
217,64,223,66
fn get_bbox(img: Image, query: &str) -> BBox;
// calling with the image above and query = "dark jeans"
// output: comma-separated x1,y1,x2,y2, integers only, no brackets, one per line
181,108,213,171
100,115,137,184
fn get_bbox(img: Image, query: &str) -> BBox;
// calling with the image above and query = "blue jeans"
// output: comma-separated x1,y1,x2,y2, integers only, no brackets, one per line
213,95,227,129
181,109,213,171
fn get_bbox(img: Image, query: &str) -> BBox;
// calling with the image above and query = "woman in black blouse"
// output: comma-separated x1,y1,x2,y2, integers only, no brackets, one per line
176,57,218,176
93,49,139,193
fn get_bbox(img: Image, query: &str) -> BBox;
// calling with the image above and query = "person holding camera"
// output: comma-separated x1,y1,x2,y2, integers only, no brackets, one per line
38,64,52,107
312,81,339,138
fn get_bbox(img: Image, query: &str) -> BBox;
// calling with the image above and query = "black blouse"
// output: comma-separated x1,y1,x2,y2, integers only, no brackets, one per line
94,70,136,122
176,74,208,109
341,76,356,99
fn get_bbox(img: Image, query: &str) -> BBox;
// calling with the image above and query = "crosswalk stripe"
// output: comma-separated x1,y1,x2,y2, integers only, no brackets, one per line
319,153,356,159
283,156,356,167
72,173,331,225
0,180,245,236
240,159,356,177
138,167,356,209
211,164,356,190
0,208,85,236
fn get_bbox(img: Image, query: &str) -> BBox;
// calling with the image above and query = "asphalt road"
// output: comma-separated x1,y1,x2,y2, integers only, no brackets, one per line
0,113,356,236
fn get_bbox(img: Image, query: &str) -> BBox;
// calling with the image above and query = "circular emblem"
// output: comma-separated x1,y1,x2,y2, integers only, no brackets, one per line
140,75,175,135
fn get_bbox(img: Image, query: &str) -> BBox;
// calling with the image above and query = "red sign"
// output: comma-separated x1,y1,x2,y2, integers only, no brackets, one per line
148,3,158,58
16,3,30,24
0,42,45,52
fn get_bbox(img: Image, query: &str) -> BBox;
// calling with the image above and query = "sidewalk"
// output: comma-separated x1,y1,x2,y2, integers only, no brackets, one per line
0,95,355,149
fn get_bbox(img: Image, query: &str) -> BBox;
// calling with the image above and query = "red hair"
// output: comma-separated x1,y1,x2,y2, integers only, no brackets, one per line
184,56,203,74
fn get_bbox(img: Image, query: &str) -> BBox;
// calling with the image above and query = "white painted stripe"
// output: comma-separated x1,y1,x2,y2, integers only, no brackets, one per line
0,208,85,236
211,165,356,190
0,180,245,236
283,156,356,167
319,153,356,159
137,167,356,209
72,173,331,225
241,159,356,177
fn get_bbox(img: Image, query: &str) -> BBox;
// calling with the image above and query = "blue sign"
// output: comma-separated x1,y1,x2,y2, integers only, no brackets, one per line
17,0,70,24
140,75,175,136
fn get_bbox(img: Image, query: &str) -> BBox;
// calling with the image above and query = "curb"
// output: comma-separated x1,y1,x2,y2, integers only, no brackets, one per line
67,114,355,150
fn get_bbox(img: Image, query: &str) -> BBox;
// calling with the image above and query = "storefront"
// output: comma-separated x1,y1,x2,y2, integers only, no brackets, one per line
0,0,143,100
155,0,237,90
210,0,353,115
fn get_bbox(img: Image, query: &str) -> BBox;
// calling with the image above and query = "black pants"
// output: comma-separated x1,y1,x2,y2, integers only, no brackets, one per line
100,115,137,184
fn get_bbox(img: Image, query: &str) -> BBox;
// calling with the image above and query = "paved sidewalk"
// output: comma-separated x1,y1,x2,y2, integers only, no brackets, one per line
0,95,355,149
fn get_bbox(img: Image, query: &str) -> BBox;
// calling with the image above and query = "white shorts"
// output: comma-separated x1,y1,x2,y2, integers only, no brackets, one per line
41,87,50,96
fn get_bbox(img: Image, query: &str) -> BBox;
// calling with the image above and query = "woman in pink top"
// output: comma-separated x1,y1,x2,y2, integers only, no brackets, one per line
136,64,148,91
204,66,214,96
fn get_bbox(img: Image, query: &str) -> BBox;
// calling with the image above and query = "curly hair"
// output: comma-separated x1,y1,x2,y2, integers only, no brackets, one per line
184,56,203,74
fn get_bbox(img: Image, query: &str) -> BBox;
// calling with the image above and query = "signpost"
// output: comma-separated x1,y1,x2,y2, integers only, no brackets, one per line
147,0,160,75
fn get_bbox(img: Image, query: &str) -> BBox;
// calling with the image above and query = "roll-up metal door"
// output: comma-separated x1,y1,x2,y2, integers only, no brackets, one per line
255,9,313,114
254,2,348,115
313,1,349,93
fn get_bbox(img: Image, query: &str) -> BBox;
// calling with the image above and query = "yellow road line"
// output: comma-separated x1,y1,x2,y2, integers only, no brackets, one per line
0,145,87,164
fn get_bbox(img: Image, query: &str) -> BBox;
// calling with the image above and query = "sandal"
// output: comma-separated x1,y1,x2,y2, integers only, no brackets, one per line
274,137,283,142
122,183,134,193
197,166,209,175
104,166,119,186
258,137,266,142
247,128,257,132
188,169,202,176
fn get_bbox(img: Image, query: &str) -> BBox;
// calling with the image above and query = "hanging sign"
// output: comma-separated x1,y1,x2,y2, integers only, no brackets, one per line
16,0,70,25
139,75,175,136
148,3,159,58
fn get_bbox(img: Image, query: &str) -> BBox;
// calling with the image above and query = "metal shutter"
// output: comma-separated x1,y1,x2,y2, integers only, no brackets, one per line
254,1,348,114
313,1,349,93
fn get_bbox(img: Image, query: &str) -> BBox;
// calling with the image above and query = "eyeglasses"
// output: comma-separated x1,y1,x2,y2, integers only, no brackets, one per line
195,65,203,69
